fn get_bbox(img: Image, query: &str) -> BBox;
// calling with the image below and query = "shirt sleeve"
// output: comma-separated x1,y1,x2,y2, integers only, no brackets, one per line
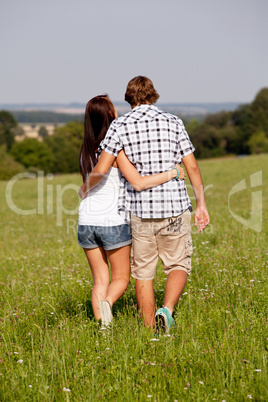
177,119,195,157
100,121,123,156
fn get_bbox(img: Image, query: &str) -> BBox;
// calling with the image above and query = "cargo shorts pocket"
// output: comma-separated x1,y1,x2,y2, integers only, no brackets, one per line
185,236,193,257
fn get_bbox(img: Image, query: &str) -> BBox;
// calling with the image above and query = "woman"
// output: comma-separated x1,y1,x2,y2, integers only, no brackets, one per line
78,95,185,329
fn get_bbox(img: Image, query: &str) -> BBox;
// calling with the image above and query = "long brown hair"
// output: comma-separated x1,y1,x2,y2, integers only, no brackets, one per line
79,95,116,182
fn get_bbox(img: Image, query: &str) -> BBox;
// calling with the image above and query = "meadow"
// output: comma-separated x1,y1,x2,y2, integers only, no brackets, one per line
0,154,267,401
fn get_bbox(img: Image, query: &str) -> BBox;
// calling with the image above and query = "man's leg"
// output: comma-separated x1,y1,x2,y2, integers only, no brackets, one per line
135,279,155,329
156,210,192,330
163,270,187,313
130,214,158,329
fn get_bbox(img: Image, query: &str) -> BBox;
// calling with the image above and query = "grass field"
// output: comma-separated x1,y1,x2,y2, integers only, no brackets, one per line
0,154,267,401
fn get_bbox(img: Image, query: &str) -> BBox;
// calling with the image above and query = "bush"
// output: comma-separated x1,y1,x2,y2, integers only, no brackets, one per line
0,145,24,180
10,138,54,173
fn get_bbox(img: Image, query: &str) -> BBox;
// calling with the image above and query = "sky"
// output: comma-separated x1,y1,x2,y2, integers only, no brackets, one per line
0,0,267,105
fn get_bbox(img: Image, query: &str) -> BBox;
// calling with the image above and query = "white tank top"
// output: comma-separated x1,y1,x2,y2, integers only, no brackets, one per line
78,167,126,226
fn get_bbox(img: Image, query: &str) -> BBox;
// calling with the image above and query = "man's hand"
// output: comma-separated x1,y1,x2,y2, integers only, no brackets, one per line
78,183,87,199
194,205,210,232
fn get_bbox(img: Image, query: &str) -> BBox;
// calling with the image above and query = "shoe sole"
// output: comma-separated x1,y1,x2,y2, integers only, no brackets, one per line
155,312,168,333
99,301,113,328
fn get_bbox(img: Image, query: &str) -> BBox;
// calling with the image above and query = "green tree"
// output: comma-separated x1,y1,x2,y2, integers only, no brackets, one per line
53,121,84,144
231,88,268,154
38,125,49,138
231,104,252,154
248,87,268,135
10,138,54,173
247,131,268,154
45,121,83,173
0,110,17,150
219,126,241,154
204,111,233,129
190,124,225,159
185,119,200,134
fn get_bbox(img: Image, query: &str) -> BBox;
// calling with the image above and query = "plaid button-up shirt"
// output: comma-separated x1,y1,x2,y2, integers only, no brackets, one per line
100,104,195,222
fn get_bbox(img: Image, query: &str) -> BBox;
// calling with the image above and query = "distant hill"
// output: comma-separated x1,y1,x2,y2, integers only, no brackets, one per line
0,102,243,123
10,110,84,124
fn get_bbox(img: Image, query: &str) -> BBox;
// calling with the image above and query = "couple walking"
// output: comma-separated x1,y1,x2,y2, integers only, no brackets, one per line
78,76,210,332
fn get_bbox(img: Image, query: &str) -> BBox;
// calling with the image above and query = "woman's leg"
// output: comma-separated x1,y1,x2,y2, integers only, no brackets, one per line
83,247,110,320
104,245,131,307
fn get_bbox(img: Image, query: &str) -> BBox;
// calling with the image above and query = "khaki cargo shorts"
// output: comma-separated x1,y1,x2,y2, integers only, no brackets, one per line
130,209,193,280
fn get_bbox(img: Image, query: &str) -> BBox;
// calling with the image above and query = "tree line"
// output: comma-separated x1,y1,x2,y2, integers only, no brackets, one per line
0,88,267,180
185,87,268,158
12,110,84,124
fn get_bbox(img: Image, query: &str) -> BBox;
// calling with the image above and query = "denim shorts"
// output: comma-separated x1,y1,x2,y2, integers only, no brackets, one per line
78,224,132,250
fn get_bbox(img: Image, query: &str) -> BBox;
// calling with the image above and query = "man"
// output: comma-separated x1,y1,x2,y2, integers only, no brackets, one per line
79,76,210,332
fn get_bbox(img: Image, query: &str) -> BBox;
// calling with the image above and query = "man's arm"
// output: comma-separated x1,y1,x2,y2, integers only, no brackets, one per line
182,153,210,232
78,151,116,199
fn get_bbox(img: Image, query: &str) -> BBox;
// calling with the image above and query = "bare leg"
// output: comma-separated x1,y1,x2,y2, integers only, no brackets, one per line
105,245,131,307
135,279,155,329
83,247,110,320
163,270,187,314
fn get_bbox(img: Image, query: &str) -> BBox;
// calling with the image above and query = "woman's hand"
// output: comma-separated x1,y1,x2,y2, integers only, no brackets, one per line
174,164,186,180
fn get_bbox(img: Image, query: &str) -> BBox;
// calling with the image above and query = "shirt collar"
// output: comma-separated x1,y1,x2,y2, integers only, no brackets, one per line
132,104,157,111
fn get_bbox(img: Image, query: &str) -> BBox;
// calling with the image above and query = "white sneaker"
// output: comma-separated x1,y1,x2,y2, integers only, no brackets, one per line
99,300,113,329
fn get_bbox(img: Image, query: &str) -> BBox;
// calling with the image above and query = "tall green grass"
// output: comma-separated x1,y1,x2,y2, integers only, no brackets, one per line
0,155,267,401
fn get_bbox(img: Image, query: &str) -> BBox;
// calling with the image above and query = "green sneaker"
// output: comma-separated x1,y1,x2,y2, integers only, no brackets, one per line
155,307,175,333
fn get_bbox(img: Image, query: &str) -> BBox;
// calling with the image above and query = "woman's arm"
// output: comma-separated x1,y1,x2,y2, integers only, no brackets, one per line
78,151,116,199
116,150,186,191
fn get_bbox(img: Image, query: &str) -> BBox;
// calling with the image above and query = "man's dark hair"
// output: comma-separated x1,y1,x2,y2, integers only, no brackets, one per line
124,76,159,107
